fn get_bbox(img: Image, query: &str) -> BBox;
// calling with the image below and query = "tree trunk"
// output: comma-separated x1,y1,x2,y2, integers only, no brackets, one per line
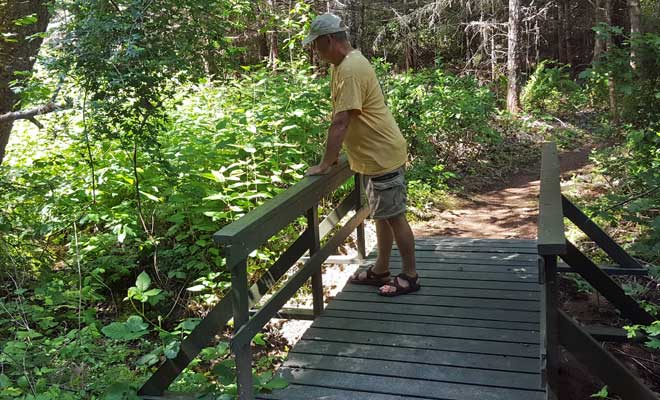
562,0,573,65
269,29,279,70
267,0,278,70
0,0,50,165
557,0,567,63
605,0,618,122
628,0,641,70
593,0,606,62
507,0,521,113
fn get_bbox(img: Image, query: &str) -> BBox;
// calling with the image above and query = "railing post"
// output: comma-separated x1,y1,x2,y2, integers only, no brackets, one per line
541,254,559,400
354,173,366,261
229,253,253,400
307,206,323,317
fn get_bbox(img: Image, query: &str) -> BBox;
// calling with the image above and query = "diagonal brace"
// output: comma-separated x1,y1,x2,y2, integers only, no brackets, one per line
561,241,654,325
559,310,658,400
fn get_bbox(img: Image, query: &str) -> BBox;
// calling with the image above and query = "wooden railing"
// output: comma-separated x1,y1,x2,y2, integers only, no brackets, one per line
138,157,369,399
537,142,657,400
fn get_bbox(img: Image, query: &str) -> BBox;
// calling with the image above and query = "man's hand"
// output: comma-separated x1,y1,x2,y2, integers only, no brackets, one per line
306,163,332,176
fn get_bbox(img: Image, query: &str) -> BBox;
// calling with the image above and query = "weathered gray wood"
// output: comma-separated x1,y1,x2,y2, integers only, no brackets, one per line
139,230,313,396
320,308,539,331
355,173,367,261
557,264,648,276
282,353,542,389
562,195,644,269
356,267,538,283
388,249,538,262
271,369,546,400
333,290,540,312
302,327,539,358
381,260,539,274
537,142,566,255
230,258,253,399
213,157,353,267
307,207,323,317
256,385,417,400
403,244,539,254
559,310,658,400
414,237,536,246
343,283,540,301
585,325,645,343
539,255,559,396
231,206,370,349
311,316,539,343
290,339,541,372
249,307,314,320
318,185,357,238
374,252,537,266
328,298,539,323
346,275,540,292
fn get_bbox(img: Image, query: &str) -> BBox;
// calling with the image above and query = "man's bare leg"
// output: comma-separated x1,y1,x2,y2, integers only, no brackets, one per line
373,218,394,274
353,218,393,281
379,213,417,294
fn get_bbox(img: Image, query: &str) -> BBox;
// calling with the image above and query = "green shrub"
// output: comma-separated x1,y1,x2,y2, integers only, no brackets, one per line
521,60,581,115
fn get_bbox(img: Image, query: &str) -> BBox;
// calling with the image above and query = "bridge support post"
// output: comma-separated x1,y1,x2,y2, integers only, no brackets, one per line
307,206,323,318
230,256,254,399
540,255,560,400
355,173,366,261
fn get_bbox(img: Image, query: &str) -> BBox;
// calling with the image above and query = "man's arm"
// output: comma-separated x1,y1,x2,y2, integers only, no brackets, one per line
307,110,357,175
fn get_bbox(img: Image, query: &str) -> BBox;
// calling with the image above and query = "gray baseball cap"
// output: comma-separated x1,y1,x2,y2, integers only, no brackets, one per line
302,13,348,46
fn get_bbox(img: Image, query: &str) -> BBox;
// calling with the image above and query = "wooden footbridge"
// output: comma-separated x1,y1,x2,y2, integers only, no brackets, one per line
138,144,658,400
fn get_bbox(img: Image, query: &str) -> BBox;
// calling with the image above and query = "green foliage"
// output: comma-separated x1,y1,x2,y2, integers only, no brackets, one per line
374,59,500,190
588,122,660,263
624,321,660,350
521,60,581,115
580,26,660,123
0,61,325,398
591,385,609,398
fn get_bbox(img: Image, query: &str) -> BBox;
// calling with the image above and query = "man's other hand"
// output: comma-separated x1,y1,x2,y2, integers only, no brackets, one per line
306,164,332,176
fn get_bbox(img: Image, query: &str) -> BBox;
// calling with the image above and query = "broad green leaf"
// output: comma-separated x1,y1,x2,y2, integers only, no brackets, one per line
591,386,608,398
164,341,180,359
13,14,38,26
137,353,159,366
252,333,266,346
264,377,289,390
139,191,161,202
136,271,151,292
125,315,149,332
0,374,10,388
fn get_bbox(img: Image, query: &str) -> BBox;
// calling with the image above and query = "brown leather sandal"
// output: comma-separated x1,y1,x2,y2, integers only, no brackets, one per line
378,273,421,297
349,265,391,286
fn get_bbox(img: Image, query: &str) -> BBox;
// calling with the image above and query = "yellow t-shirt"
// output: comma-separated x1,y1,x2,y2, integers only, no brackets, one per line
331,50,407,175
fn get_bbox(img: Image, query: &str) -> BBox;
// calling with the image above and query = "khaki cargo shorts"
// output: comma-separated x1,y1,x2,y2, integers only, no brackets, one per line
362,167,407,220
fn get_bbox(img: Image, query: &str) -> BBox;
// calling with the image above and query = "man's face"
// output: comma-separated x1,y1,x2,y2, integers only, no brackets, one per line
312,35,333,62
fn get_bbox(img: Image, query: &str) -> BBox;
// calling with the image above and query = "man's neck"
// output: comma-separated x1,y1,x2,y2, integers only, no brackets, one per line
331,44,355,66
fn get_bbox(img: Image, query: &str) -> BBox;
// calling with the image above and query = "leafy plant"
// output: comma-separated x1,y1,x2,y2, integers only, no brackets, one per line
521,60,581,115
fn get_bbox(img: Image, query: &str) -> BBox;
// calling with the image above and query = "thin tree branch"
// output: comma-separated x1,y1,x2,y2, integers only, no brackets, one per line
0,101,70,124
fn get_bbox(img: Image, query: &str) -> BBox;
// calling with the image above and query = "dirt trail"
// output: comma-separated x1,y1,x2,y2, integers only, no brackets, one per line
412,147,594,239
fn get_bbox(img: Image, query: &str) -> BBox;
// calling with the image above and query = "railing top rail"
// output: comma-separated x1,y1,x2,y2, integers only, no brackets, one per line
538,142,567,255
213,156,353,265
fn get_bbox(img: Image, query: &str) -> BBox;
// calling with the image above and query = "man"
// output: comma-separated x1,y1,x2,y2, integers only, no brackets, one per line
303,13,419,296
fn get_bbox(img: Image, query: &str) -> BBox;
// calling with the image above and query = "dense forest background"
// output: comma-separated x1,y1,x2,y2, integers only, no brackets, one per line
1,0,659,399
